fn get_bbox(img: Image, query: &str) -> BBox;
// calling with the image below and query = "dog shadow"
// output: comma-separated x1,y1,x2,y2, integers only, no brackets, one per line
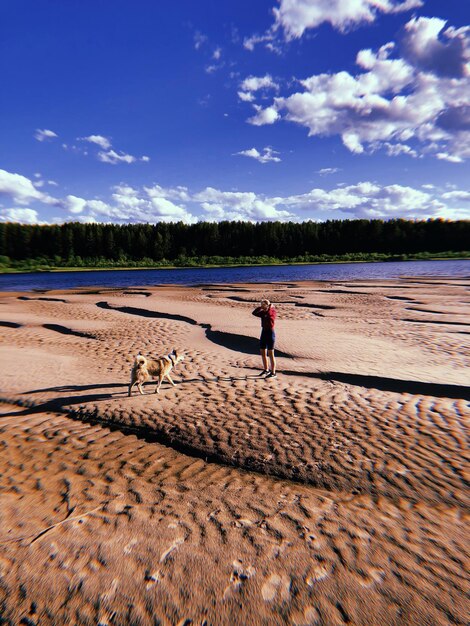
12,371,274,414
0,389,119,418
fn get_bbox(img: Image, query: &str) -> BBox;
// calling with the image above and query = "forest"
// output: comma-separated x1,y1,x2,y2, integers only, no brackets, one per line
0,218,468,270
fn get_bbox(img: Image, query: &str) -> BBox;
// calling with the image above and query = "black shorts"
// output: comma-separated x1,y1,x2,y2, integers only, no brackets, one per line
260,329,275,350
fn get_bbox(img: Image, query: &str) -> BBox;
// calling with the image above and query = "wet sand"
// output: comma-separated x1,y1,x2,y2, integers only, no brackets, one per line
0,277,468,625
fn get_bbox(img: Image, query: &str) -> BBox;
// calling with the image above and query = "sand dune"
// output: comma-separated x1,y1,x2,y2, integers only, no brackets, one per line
0,277,468,625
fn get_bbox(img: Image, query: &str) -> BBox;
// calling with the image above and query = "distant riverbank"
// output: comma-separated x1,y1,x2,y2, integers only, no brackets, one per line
1,250,469,274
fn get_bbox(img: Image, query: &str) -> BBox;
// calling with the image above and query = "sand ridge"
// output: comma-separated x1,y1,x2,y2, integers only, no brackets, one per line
0,277,469,625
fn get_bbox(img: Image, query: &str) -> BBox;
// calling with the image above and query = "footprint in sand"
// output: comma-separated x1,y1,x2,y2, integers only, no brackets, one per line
305,563,331,586
261,573,291,602
159,536,185,563
291,606,321,626
144,568,163,589
354,567,385,587
223,559,256,599
123,538,138,554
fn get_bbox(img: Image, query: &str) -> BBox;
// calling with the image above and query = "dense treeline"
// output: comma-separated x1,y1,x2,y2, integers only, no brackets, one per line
0,219,468,267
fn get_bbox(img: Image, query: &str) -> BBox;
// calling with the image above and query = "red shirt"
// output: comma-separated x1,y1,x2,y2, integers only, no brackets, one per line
252,305,276,330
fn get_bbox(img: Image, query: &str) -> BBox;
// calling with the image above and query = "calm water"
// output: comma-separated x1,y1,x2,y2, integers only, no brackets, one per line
0,260,469,292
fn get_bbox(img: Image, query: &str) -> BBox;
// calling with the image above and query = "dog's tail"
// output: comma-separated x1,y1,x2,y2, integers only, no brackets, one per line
134,353,147,367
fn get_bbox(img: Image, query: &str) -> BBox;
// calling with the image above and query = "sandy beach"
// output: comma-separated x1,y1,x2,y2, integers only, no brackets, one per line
0,277,468,625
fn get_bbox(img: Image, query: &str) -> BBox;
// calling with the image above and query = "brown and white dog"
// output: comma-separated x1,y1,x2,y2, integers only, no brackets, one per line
128,349,184,396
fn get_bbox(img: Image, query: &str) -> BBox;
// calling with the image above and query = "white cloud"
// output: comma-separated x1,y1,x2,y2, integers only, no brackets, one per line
0,208,42,224
145,184,190,202
66,133,150,164
273,0,424,40
316,167,341,175
2,166,469,224
97,149,137,165
436,152,463,163
34,129,58,142
194,31,207,50
385,142,418,157
72,184,198,224
281,181,447,219
248,105,280,126
194,187,294,221
238,75,279,103
238,91,255,102
78,134,112,149
149,196,196,222
235,147,281,164
191,180,469,221
442,190,470,201
243,31,279,53
65,195,87,214
243,0,422,53
241,17,470,162
0,169,57,205
400,17,470,78
213,47,222,60
240,75,279,92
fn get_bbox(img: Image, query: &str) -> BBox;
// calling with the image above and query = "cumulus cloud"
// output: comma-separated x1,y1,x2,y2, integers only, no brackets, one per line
241,17,470,162
238,75,279,103
66,133,150,164
89,185,197,223
272,0,424,40
194,187,294,221
248,105,280,126
191,180,470,221
240,75,279,92
0,169,57,205
244,0,422,51
442,190,470,201
144,184,190,202
238,91,255,102
2,166,468,224
97,150,137,165
234,147,281,163
280,181,448,219
0,208,42,224
65,195,88,214
34,128,58,142
400,17,470,78
78,134,112,149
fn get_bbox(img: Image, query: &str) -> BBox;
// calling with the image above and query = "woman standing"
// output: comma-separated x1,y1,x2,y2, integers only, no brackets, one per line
252,299,277,378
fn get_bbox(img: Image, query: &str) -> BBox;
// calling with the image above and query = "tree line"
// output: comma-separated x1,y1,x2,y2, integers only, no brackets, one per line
0,219,468,267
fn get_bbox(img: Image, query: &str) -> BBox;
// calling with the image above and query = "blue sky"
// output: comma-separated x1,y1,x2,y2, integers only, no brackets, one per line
1,0,469,225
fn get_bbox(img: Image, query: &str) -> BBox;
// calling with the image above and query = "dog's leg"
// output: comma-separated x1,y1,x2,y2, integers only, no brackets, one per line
155,375,163,394
138,383,145,395
128,374,138,397
166,374,176,387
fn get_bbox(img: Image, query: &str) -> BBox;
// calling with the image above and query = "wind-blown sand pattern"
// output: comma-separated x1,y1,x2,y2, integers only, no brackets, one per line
0,277,468,625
